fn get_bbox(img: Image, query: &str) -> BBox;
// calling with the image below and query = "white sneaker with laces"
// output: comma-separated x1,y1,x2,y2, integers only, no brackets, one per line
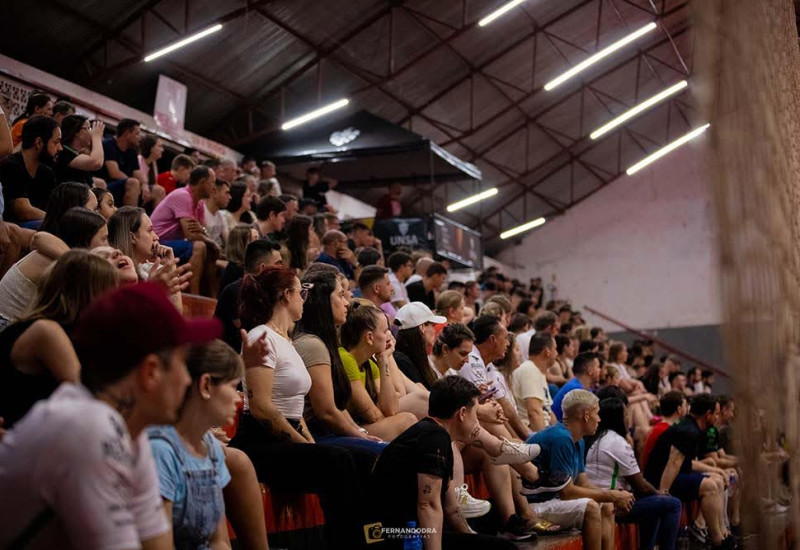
456,484,491,518
489,438,542,465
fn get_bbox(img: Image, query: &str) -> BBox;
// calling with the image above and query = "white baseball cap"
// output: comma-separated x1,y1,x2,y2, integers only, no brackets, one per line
394,302,447,330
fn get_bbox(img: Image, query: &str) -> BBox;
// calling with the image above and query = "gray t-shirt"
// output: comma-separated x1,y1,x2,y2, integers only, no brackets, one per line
294,333,332,427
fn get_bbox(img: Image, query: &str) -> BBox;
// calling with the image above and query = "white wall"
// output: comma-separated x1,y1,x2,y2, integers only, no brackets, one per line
325,190,377,219
496,142,721,331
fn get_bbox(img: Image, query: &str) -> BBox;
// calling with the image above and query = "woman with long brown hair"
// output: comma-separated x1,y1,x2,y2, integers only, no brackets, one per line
107,206,191,307
0,250,118,428
294,269,388,455
285,214,315,273
0,207,108,326
219,224,257,292
231,265,373,549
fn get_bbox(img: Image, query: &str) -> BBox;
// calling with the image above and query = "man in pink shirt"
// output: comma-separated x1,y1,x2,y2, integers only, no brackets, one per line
151,164,219,294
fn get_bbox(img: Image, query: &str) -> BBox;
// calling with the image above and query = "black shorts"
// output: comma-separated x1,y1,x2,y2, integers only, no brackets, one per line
670,472,707,502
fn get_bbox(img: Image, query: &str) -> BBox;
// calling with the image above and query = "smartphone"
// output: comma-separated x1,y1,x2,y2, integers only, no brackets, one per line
479,386,499,403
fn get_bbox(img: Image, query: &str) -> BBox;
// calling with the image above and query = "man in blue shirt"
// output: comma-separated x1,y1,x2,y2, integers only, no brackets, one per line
316,229,356,280
551,352,601,421
527,389,634,550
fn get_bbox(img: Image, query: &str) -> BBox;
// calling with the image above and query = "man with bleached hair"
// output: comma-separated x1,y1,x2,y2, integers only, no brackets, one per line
526,390,634,550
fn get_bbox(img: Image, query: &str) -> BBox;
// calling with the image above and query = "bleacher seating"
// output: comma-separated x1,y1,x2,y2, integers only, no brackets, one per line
181,292,218,319
181,292,684,550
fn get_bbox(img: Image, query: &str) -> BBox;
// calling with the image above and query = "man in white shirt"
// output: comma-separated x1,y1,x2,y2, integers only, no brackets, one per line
459,315,532,440
0,282,221,549
405,256,433,287
204,178,231,249
512,333,557,432
516,327,536,363
260,160,283,196
387,251,413,308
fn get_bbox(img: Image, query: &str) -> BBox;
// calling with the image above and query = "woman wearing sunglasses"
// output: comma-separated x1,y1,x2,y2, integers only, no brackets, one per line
232,265,372,549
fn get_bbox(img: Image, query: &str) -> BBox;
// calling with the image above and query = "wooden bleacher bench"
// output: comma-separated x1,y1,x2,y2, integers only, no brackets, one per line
180,292,218,318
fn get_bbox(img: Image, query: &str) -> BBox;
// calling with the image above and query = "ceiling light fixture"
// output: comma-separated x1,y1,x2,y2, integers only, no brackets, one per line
500,217,546,239
626,123,710,175
544,22,657,91
590,80,688,140
281,98,350,131
144,24,223,62
478,0,528,27
446,188,499,212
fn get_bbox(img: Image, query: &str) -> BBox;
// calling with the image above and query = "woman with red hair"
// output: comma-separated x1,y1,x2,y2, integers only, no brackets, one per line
231,265,372,549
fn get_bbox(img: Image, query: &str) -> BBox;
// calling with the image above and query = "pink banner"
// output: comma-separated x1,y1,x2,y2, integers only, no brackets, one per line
153,74,187,136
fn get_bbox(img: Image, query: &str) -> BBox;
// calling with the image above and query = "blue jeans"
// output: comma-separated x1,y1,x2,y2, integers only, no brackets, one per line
313,432,388,455
618,494,682,550
19,219,42,230
162,239,194,263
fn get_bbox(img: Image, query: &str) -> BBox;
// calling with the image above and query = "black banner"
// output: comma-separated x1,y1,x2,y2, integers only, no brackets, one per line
372,218,429,251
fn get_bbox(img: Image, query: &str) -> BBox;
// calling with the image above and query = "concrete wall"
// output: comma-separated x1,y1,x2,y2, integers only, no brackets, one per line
496,141,721,333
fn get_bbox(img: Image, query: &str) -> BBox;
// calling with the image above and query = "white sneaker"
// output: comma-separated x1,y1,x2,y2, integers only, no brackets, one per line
489,437,541,465
456,484,491,518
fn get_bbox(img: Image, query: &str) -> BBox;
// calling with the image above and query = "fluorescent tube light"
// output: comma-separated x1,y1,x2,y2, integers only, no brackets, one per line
281,99,350,131
626,123,710,175
544,22,657,91
500,217,546,239
144,24,223,62
446,188,499,212
590,80,688,140
478,0,528,27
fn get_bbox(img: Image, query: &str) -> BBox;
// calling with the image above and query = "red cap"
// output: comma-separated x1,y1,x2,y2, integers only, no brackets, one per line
74,282,221,372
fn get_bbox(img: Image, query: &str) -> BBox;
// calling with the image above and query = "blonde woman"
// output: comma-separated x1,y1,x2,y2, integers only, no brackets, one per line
339,303,418,441
0,250,117,428
220,224,257,291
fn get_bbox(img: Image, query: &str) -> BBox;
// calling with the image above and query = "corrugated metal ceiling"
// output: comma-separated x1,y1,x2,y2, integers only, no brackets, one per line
1,0,694,252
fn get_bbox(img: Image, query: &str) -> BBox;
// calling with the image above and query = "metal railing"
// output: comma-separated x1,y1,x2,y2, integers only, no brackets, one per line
584,305,730,380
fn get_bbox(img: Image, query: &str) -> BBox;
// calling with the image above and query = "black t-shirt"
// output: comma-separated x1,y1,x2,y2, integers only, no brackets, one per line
303,179,330,205
55,146,93,185
644,416,703,485
219,263,244,295
394,350,422,385
370,418,453,528
718,425,733,455
97,136,138,181
406,280,435,310
214,278,242,351
704,426,721,456
0,153,58,222
0,320,59,429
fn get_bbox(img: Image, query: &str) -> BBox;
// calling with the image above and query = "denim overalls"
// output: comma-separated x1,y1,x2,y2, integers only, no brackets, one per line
148,427,226,550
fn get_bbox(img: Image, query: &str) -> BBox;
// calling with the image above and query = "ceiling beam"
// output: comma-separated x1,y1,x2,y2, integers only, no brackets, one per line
221,3,397,145
247,4,396,102
71,0,167,63
466,30,690,229
48,0,282,130
396,0,599,127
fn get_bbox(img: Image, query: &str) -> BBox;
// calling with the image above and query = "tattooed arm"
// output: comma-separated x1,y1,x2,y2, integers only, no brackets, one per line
417,473,443,550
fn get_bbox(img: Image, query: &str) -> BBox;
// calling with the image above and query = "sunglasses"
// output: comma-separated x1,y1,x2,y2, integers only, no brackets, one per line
299,282,313,301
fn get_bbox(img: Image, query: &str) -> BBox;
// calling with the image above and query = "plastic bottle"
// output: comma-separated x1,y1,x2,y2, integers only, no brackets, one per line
403,521,423,550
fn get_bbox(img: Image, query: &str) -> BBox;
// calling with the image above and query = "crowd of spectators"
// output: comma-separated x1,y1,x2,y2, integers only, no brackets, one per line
0,90,778,550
